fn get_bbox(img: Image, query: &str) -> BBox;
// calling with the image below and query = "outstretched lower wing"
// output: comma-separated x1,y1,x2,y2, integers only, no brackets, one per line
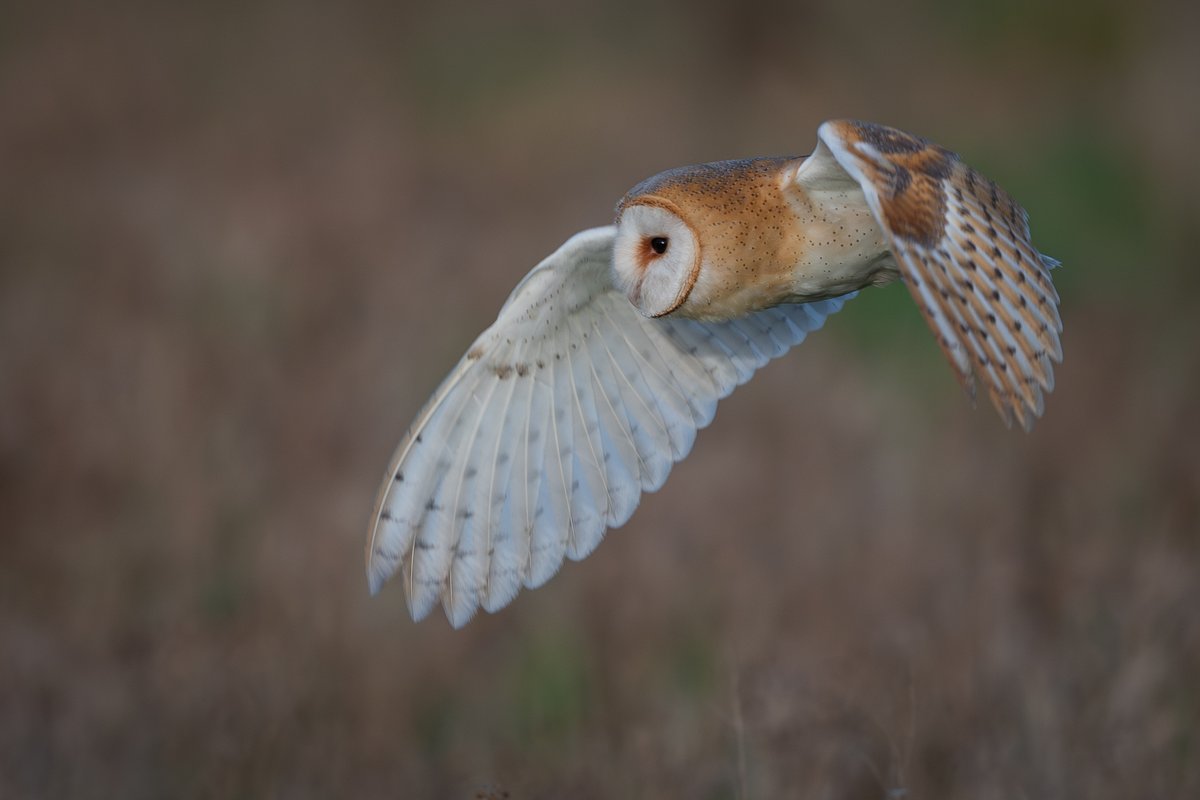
366,226,852,626
794,119,1063,430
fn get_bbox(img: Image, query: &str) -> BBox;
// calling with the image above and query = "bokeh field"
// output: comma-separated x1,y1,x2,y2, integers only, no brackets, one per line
2,2,1198,797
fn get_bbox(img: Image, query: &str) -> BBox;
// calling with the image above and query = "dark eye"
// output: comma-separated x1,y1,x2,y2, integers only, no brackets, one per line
649,236,669,255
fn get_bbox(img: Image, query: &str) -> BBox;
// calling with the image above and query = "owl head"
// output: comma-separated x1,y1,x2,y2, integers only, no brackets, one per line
611,157,801,320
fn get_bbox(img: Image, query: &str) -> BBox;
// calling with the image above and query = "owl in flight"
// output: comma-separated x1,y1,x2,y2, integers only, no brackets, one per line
366,120,1064,627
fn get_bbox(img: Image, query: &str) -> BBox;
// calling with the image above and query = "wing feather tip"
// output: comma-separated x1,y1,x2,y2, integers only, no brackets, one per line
407,585,441,623
524,559,564,591
482,587,519,615
989,393,1015,429
366,549,395,596
1040,253,1062,271
445,601,479,629
958,368,978,405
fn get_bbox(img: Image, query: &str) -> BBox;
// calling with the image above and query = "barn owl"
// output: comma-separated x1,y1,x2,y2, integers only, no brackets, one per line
366,120,1064,627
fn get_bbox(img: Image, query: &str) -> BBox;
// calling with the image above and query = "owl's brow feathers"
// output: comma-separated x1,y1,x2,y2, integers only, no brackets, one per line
614,156,796,218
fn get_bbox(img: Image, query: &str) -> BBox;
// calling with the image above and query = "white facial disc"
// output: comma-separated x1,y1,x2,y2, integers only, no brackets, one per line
612,203,699,317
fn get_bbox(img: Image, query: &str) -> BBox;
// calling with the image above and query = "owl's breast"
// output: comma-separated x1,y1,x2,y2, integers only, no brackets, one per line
778,179,894,300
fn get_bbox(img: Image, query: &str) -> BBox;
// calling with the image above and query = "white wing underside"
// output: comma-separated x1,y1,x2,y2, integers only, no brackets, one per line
366,227,853,626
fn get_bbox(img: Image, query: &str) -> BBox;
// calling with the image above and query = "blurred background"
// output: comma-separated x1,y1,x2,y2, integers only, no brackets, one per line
2,0,1198,797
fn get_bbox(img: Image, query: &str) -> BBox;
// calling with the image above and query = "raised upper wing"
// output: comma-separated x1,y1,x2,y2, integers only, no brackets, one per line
366,226,853,626
793,119,1063,430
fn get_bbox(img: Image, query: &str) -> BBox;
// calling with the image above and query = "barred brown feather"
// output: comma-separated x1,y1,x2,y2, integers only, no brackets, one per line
815,120,1063,430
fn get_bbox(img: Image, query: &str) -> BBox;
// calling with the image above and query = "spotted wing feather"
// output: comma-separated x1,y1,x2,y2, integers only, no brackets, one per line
366,226,853,626
812,119,1063,429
